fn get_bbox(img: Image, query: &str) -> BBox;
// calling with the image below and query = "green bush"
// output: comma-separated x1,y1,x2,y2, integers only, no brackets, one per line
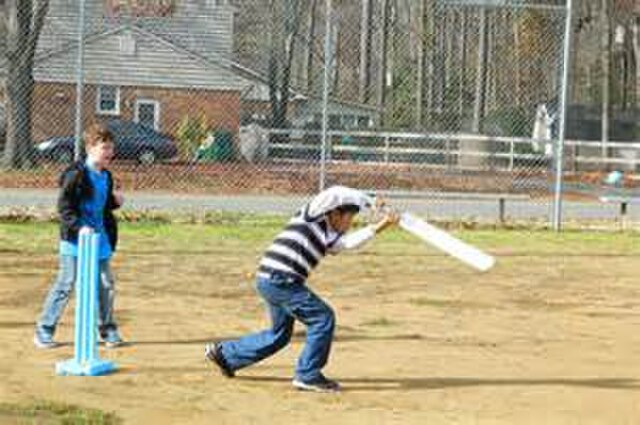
176,115,208,159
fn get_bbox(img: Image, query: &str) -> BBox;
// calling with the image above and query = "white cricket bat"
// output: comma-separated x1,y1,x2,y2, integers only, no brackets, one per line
399,212,495,272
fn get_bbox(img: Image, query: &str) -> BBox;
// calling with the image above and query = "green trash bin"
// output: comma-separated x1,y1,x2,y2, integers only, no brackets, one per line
211,130,234,162
195,131,234,162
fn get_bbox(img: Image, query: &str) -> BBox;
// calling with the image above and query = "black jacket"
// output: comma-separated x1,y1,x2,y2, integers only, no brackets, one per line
57,161,120,251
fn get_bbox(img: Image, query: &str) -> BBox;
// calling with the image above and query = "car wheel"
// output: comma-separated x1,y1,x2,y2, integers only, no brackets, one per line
138,149,157,165
56,148,74,164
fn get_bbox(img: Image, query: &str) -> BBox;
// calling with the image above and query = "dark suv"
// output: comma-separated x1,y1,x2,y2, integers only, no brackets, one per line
35,120,178,164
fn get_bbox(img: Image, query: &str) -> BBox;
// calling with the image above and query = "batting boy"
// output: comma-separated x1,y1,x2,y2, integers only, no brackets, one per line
34,123,125,349
206,186,398,392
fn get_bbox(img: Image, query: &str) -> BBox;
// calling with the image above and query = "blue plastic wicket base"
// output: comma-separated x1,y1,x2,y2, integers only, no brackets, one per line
56,358,117,376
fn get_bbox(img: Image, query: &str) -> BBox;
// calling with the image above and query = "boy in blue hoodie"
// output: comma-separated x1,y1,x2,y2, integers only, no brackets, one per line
34,123,124,349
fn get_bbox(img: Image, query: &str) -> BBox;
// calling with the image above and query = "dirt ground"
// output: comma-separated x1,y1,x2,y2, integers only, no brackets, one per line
0,161,547,195
1,222,640,424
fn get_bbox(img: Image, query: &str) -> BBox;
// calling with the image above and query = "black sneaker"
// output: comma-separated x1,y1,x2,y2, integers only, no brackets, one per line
101,330,125,349
292,374,341,393
205,342,235,378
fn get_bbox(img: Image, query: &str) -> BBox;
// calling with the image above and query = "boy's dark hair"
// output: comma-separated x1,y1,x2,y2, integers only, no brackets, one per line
333,204,360,215
84,123,114,147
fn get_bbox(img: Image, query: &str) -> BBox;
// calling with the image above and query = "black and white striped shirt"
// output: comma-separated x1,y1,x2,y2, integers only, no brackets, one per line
258,186,377,282
258,207,343,281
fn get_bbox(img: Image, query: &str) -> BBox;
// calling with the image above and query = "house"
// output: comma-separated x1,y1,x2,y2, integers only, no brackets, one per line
23,0,379,149
30,0,260,145
32,25,248,143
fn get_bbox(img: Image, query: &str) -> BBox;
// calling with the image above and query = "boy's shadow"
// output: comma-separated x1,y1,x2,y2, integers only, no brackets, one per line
131,332,425,346
238,375,640,392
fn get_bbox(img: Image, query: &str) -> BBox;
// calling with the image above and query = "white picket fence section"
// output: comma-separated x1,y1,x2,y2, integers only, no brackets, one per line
265,129,640,172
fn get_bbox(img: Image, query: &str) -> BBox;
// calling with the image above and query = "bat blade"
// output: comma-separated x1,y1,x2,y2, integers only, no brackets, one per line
399,213,495,272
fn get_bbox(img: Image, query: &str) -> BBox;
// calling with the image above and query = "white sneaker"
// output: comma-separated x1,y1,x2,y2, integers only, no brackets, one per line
292,375,341,393
33,332,57,349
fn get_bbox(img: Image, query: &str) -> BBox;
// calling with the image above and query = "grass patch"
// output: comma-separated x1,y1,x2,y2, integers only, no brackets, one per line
2,219,640,259
0,400,121,424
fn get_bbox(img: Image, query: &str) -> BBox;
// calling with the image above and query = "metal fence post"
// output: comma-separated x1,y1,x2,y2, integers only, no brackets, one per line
552,0,573,232
73,0,86,161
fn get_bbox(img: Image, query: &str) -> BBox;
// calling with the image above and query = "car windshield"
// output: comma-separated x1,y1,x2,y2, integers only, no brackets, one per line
110,122,136,138
106,121,163,142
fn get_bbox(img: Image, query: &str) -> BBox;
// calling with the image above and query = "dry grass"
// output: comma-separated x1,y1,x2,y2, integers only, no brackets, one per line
1,221,640,424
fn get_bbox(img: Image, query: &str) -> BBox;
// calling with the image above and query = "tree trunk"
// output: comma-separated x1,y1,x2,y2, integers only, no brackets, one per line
601,0,610,166
376,0,389,127
268,2,281,129
304,0,318,93
425,0,435,123
268,0,301,133
486,9,496,119
358,0,372,103
513,14,521,108
472,7,488,133
632,18,640,109
460,6,489,169
458,9,467,117
444,10,454,98
388,1,396,126
3,0,49,169
330,19,339,94
4,65,35,169
281,31,296,122
416,0,425,128
433,7,444,113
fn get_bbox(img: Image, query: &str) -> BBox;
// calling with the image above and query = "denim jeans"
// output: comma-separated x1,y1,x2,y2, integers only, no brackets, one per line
220,273,336,381
36,255,118,336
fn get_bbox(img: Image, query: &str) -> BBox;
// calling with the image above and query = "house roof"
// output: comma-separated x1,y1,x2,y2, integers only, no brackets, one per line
33,25,250,91
38,0,236,62
27,20,281,101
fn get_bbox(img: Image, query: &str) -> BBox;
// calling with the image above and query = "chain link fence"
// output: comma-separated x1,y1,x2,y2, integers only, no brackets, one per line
5,0,639,226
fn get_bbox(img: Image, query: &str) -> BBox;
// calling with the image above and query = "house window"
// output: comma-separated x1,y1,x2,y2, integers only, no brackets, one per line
135,99,160,130
96,86,120,115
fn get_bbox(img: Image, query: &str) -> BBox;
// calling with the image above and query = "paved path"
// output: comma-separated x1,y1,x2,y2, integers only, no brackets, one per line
0,188,634,222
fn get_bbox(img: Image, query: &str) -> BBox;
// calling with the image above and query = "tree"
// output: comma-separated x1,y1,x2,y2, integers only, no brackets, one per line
633,0,640,105
415,0,425,127
3,0,49,169
610,0,637,109
601,0,610,161
458,7,489,168
303,0,319,92
358,0,372,103
268,0,302,131
376,0,390,126
472,7,488,134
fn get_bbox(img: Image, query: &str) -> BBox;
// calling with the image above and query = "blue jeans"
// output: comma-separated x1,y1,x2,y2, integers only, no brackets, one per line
220,274,336,381
36,255,118,336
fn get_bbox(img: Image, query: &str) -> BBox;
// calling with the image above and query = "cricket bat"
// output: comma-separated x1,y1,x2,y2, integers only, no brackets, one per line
399,212,495,272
